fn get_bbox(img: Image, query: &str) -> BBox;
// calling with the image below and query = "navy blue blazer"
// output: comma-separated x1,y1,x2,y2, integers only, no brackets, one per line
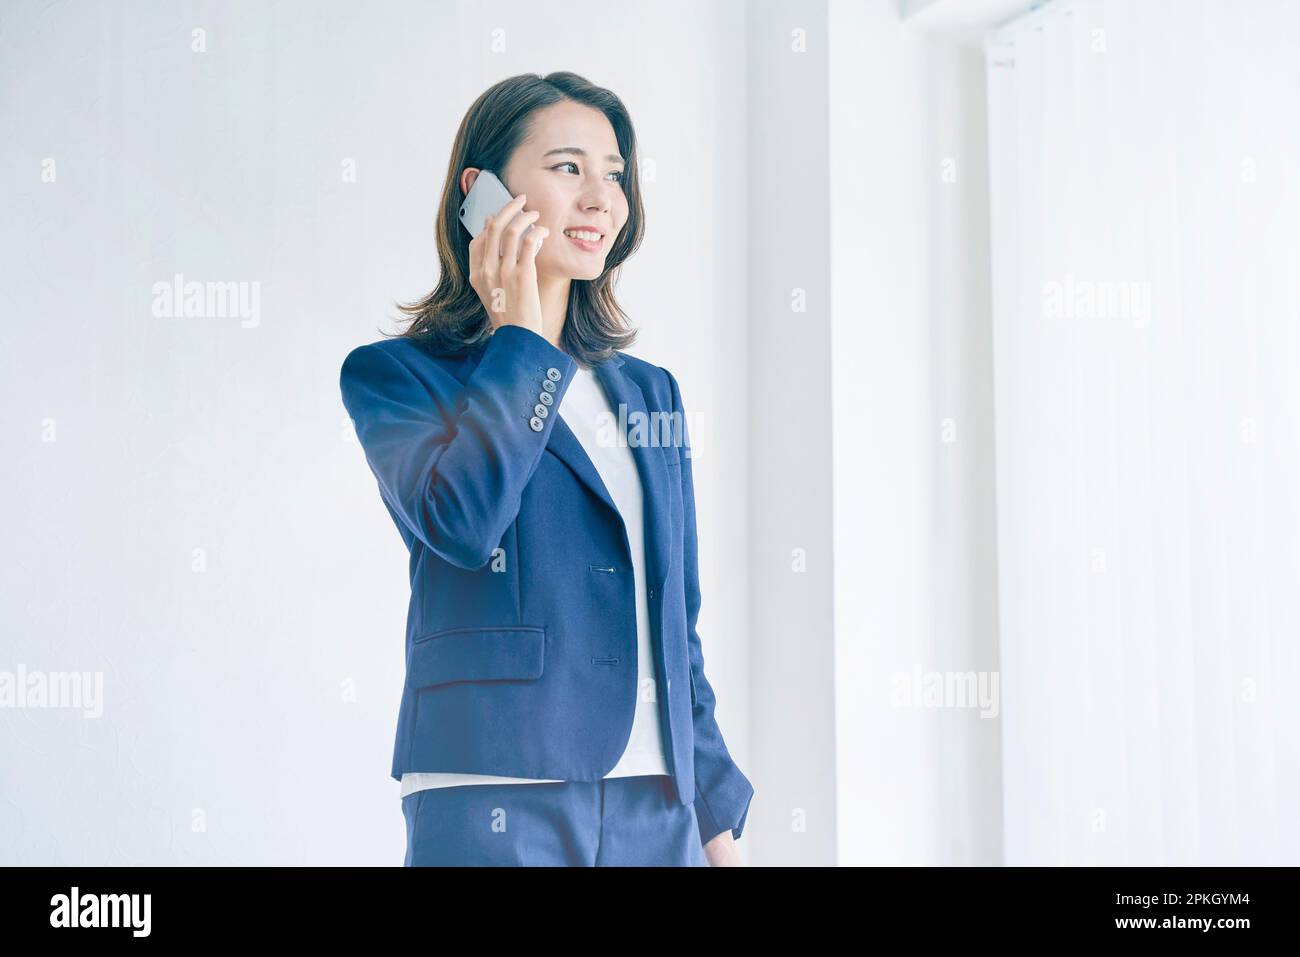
338,324,755,844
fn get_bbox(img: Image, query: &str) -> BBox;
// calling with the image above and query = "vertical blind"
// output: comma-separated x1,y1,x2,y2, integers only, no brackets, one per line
985,0,1300,864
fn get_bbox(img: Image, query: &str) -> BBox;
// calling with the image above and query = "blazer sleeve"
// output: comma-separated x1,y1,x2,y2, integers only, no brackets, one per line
664,367,756,845
339,325,577,570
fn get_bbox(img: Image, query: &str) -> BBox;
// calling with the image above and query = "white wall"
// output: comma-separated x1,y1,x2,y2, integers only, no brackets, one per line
1,0,1020,867
920,27,1003,867
827,0,1007,865
744,0,836,866
0,0,752,865
745,0,1006,867
829,0,934,865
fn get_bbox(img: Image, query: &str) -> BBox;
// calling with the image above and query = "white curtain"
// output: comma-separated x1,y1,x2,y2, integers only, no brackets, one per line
985,0,1300,865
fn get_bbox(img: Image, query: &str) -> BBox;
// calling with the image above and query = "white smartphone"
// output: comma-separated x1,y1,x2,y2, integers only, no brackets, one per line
458,169,542,251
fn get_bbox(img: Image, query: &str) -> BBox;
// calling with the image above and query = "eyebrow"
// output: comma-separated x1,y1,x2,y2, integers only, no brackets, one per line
542,146,625,166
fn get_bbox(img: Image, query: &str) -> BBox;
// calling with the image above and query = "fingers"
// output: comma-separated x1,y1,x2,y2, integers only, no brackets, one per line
470,195,522,290
503,213,541,267
466,193,546,325
486,193,528,263
517,226,550,272
501,211,541,268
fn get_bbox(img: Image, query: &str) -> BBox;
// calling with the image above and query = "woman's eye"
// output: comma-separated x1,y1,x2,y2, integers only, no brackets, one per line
554,161,624,185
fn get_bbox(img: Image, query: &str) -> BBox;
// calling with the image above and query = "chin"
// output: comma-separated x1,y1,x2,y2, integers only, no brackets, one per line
538,251,607,282
559,258,605,282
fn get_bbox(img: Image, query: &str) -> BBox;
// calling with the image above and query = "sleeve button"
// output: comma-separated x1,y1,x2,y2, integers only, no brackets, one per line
546,367,562,381
529,416,544,432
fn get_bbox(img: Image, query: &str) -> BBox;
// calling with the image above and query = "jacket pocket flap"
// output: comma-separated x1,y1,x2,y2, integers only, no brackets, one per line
407,626,545,689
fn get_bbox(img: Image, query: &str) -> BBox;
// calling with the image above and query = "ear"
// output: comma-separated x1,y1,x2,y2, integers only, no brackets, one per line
459,167,481,198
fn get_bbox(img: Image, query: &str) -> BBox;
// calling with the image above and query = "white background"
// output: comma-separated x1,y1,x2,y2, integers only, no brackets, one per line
3,0,1295,866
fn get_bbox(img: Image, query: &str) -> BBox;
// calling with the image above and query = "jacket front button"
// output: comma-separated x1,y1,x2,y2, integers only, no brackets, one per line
546,367,562,381
529,416,544,432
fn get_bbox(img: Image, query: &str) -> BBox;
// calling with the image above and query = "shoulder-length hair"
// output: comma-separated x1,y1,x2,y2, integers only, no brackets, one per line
386,71,644,365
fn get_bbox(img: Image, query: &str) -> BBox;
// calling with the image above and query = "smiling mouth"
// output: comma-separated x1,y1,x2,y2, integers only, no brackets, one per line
562,228,604,251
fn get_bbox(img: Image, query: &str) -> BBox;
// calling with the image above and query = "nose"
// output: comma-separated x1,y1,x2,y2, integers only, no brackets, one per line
580,195,609,216
578,183,611,215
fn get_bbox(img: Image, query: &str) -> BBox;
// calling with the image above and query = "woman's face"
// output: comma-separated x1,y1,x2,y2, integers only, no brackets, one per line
490,100,629,281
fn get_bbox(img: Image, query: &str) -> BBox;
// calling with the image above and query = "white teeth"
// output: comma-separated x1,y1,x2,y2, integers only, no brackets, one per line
563,229,601,242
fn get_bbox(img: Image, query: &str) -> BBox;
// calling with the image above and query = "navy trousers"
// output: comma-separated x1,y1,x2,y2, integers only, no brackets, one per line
402,773,710,866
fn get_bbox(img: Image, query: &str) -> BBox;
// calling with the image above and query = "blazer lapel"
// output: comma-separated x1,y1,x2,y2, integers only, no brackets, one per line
455,340,671,601
545,412,619,517
592,353,671,603
453,339,617,518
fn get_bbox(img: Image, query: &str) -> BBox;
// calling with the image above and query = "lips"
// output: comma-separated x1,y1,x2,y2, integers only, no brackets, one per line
562,227,605,252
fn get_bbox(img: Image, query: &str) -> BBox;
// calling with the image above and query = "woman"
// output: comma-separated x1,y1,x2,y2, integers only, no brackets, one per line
339,71,753,866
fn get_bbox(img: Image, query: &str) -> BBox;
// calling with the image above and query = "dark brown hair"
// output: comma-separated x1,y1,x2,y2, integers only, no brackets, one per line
386,71,644,365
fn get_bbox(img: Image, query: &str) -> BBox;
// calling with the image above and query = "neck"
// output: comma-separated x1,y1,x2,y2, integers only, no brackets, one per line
535,271,572,351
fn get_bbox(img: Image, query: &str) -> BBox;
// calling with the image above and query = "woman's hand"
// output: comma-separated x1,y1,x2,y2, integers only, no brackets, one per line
703,830,745,866
466,192,550,338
